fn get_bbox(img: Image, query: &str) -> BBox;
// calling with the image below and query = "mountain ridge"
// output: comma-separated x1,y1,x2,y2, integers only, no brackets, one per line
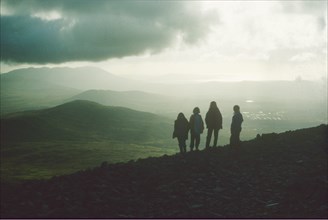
1,100,172,142
0,66,143,114
1,124,327,218
1,66,137,90
68,89,182,115
1,67,326,120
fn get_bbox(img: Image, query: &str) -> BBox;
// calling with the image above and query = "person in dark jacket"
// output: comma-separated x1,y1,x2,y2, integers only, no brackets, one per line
189,107,204,151
173,112,190,153
230,105,244,147
205,101,223,148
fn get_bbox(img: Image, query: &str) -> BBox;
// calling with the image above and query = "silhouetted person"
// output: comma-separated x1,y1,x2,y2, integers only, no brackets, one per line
189,107,204,151
205,101,223,148
173,112,190,153
230,105,243,147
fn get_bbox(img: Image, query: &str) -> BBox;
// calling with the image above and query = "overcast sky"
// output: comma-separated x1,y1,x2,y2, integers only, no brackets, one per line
1,0,327,81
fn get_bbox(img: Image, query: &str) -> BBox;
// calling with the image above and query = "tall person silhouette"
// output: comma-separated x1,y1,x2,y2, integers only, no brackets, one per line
205,101,223,148
189,107,204,151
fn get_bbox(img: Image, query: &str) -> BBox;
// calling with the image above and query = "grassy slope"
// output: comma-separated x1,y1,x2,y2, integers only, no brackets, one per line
1,140,176,181
1,125,327,218
1,100,176,181
1,100,172,142
1,76,81,115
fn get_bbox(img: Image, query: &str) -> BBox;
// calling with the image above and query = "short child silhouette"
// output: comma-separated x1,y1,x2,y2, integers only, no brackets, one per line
230,105,243,147
173,112,190,153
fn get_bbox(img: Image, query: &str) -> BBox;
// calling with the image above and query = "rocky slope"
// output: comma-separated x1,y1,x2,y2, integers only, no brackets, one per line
1,125,327,218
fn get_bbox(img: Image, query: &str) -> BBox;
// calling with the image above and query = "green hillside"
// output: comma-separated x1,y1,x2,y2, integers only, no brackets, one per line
1,100,176,181
1,100,172,143
0,79,80,115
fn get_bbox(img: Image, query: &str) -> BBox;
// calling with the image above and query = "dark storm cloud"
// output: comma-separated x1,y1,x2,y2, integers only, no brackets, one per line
1,0,216,64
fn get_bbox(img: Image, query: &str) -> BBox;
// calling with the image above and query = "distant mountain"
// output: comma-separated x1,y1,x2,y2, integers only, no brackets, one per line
1,100,172,142
1,80,80,115
69,89,184,115
2,67,325,100
0,67,144,115
1,124,327,218
1,66,139,90
2,67,326,116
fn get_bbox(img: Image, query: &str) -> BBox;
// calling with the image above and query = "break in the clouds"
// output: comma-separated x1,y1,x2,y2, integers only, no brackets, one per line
1,1,327,81
1,0,216,64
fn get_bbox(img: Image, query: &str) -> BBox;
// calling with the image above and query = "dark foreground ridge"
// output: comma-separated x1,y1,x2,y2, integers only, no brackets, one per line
1,125,327,218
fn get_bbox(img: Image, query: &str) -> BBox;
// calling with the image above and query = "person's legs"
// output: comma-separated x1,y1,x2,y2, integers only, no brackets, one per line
195,134,200,150
236,131,241,147
206,128,213,148
230,132,236,146
213,129,219,147
181,138,187,153
190,132,195,151
178,137,184,153
230,130,241,147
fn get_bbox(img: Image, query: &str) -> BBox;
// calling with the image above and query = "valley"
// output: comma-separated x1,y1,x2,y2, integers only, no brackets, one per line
1,67,327,182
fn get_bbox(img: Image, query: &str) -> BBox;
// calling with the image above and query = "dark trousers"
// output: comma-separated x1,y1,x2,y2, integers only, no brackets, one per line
177,137,187,153
206,128,219,148
230,130,241,147
190,132,200,151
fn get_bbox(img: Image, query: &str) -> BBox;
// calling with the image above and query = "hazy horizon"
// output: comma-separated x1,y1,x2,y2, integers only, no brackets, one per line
2,65,328,83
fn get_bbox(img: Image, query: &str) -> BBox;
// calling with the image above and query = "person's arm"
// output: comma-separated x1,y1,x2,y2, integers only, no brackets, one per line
173,121,177,138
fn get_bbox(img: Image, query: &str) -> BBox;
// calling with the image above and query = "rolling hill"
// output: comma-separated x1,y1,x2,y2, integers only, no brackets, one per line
69,89,184,115
1,100,172,143
2,67,326,117
1,124,327,218
1,100,176,181
0,77,81,115
0,67,142,115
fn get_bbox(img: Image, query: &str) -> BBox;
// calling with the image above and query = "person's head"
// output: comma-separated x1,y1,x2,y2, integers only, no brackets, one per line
193,107,200,114
177,112,185,120
209,101,218,110
233,105,240,112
